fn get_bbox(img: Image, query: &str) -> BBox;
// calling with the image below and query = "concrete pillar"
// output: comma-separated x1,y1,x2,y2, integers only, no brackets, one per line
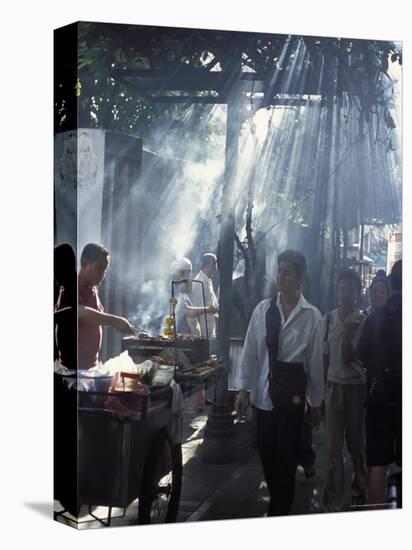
202,91,241,463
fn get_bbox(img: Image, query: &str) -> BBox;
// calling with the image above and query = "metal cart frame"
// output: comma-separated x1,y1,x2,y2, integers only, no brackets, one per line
54,381,182,527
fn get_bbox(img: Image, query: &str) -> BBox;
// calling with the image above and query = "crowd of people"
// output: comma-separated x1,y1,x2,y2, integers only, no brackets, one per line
54,242,402,517
234,249,402,515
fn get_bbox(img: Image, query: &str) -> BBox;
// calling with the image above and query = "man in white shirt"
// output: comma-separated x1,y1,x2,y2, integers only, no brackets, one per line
235,250,324,516
191,253,219,341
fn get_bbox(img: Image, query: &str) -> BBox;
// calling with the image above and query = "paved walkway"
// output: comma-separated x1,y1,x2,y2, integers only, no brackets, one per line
178,404,323,522
55,396,373,529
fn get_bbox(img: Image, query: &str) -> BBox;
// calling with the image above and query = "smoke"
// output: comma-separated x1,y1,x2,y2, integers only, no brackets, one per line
129,279,169,335
68,37,402,336
124,109,226,332
125,72,402,325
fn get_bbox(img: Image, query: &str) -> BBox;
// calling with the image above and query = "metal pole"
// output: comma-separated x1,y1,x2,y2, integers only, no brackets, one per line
171,281,178,378
359,223,365,289
360,223,365,262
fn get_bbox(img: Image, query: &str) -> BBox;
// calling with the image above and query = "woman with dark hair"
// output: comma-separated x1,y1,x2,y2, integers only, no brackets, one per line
54,243,77,368
357,260,402,506
367,275,390,314
53,243,78,515
321,270,368,511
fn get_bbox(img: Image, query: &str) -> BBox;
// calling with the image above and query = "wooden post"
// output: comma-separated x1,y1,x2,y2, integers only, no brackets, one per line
217,99,240,367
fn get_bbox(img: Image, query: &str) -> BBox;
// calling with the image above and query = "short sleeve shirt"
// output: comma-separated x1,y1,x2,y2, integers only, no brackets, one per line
323,309,365,384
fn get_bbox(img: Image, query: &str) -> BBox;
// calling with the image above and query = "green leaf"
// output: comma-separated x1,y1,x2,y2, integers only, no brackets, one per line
78,58,93,69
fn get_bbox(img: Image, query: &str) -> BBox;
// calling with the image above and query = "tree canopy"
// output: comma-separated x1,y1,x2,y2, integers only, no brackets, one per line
54,22,401,140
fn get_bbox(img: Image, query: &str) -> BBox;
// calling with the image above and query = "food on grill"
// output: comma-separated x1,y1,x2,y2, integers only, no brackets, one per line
180,366,216,376
191,358,221,368
149,355,182,368
132,333,171,341
128,332,206,343
150,355,172,365
176,358,222,379
123,332,209,364
175,335,205,342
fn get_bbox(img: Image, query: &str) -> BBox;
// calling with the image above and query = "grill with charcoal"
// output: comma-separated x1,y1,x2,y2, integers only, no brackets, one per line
122,334,209,365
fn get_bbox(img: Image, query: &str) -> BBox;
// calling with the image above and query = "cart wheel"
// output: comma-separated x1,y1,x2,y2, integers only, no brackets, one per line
138,432,182,524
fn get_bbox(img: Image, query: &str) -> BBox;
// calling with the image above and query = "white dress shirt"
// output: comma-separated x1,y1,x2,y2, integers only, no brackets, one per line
235,293,324,409
191,270,219,339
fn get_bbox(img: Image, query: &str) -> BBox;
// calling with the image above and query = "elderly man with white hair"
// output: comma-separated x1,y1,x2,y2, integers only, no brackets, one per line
170,257,218,337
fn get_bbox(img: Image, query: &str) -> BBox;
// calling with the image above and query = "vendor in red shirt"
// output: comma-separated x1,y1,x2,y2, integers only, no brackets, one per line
78,243,134,370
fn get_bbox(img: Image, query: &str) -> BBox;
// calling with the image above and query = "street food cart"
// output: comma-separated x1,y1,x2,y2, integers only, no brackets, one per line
55,278,221,528
54,372,182,527
55,340,221,528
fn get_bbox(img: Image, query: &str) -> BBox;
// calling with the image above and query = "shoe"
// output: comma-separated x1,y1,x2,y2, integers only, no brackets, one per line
304,465,316,479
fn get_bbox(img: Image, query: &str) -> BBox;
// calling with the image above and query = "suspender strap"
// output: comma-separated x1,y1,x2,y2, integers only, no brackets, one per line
265,297,307,411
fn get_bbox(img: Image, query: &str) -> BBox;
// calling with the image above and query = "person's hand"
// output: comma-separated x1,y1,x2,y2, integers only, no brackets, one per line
235,390,250,418
207,306,218,314
310,406,321,431
343,311,361,333
111,316,135,334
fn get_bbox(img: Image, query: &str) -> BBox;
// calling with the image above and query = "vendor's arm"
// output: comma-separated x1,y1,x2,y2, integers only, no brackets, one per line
78,306,134,334
185,304,218,317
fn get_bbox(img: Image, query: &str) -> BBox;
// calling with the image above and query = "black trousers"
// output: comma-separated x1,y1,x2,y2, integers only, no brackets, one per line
255,406,304,516
366,400,402,467
298,405,316,470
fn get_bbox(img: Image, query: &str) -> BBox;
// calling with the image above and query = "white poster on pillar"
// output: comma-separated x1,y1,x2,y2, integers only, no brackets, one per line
54,129,105,263
77,129,105,262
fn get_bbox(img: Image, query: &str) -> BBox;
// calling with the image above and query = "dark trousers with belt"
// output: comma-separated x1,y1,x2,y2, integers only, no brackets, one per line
255,406,304,516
